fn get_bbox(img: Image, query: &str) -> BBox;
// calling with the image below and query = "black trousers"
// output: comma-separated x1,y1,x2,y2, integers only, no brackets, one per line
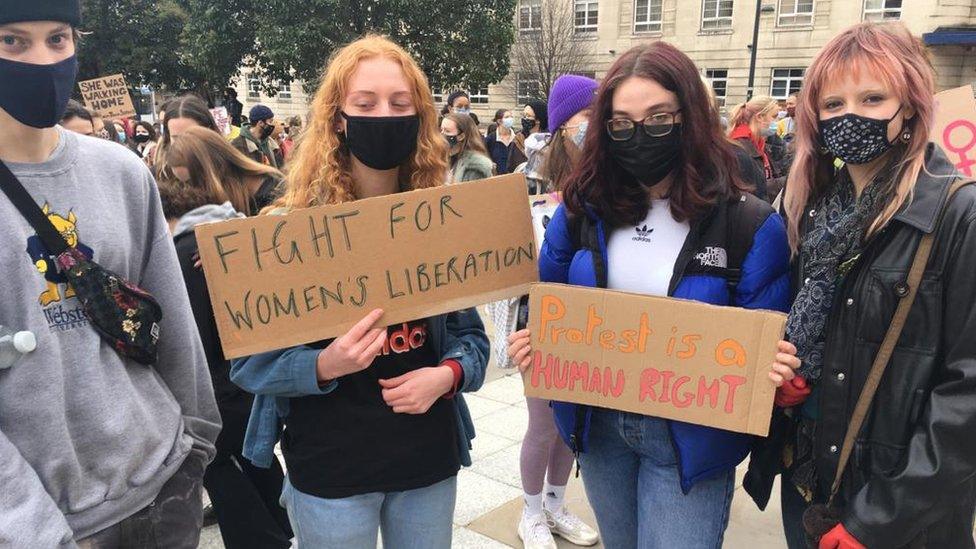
204,393,292,549
77,454,205,549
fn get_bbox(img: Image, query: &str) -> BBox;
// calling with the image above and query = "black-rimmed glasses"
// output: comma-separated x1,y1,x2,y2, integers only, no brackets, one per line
606,111,679,141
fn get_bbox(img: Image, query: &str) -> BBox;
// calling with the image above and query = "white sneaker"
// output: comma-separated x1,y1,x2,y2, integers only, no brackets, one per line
544,505,600,546
518,510,558,549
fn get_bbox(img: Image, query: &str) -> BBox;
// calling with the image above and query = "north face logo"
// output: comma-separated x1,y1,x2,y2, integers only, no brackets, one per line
695,246,728,268
632,224,653,243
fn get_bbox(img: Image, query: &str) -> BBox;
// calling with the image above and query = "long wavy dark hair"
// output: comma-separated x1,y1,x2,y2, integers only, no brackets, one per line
564,41,747,227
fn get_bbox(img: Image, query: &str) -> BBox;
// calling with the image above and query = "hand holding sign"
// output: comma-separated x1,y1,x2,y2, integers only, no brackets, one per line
769,340,801,386
315,308,387,382
506,328,534,372
379,367,455,414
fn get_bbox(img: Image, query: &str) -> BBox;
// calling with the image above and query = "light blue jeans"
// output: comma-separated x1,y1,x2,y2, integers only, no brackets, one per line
279,476,457,549
578,409,735,549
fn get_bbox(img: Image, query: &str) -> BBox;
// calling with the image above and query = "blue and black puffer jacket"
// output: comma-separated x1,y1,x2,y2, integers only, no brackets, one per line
540,192,792,493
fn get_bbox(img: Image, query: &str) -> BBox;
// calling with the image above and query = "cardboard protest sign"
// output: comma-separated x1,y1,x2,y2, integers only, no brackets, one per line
196,174,538,358
523,284,786,437
529,192,561,251
78,74,136,119
934,85,976,177
210,107,231,135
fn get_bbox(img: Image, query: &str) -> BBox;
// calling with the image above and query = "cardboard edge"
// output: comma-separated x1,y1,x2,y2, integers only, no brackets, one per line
747,313,787,437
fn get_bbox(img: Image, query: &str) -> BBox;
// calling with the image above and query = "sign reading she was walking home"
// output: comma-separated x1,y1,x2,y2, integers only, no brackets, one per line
196,174,539,359
524,284,786,437
78,74,136,119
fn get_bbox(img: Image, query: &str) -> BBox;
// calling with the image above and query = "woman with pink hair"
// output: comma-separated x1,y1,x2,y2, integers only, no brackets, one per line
745,22,976,549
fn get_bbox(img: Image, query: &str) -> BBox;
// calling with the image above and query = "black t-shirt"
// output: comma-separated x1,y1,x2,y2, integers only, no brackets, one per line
282,320,460,498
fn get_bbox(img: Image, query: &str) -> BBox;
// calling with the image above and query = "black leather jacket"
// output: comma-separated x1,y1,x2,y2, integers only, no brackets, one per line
748,145,976,548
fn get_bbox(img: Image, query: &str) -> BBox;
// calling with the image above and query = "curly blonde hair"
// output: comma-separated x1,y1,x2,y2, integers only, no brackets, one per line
273,35,448,210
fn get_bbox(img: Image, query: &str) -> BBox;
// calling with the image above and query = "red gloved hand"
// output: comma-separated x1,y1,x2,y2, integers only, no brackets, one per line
775,375,811,407
819,523,866,549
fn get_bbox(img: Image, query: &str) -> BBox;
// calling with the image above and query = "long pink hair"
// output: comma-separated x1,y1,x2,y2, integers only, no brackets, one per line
784,22,936,252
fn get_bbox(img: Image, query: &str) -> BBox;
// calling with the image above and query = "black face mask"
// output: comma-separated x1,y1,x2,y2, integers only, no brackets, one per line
818,105,901,165
134,134,151,143
444,134,459,148
521,118,536,135
608,124,682,187
0,55,78,129
341,112,420,170
259,124,275,140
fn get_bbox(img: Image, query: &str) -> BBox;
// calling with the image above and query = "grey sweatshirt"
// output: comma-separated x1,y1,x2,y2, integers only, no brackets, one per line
0,128,221,546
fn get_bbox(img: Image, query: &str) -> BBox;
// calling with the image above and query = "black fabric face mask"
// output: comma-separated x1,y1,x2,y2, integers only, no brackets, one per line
444,134,459,148
608,124,682,187
818,105,902,165
521,118,536,135
259,124,275,140
0,55,78,129
134,134,151,143
341,112,420,170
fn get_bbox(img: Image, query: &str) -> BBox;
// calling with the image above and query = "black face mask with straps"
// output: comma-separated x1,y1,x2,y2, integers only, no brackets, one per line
818,105,903,165
341,112,420,170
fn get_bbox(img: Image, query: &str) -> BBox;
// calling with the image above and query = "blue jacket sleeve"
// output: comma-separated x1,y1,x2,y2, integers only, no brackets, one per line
735,212,792,313
539,204,576,284
231,346,339,398
440,308,490,394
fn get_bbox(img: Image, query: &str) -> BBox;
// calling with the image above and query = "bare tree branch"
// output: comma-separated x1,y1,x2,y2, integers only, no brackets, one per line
510,0,592,103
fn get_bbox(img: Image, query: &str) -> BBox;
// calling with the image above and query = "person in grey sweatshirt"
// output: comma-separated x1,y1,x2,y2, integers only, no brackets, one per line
0,3,221,547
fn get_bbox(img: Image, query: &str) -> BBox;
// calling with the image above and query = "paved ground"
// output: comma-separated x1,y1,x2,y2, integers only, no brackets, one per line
199,308,788,548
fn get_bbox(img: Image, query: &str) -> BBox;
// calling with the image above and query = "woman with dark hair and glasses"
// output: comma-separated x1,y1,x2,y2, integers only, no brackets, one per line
506,41,798,547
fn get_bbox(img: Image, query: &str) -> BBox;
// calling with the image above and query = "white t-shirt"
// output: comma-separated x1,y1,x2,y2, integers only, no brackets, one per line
607,199,691,297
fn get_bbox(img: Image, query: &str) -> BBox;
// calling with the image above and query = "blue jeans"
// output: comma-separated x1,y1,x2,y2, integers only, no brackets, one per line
578,409,735,549
279,476,456,549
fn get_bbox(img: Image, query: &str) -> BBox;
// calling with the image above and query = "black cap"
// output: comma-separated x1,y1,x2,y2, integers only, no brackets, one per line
0,0,82,27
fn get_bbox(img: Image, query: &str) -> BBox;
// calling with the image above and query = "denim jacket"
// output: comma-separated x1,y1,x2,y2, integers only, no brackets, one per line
231,308,490,468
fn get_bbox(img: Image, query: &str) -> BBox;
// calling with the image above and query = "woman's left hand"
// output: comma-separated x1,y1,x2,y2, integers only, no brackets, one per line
379,366,455,414
769,340,801,387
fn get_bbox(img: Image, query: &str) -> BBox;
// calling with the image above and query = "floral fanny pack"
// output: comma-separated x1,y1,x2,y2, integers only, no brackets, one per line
0,161,162,365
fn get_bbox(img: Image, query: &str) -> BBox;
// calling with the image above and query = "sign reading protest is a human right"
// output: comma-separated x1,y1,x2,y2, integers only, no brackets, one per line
196,174,538,359
523,284,786,437
78,74,136,119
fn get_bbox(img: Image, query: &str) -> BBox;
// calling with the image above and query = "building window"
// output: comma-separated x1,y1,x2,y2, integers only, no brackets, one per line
778,0,813,26
634,0,663,33
278,82,292,102
431,87,446,104
702,0,733,30
517,74,542,105
247,76,261,99
574,1,599,33
770,68,805,99
863,0,901,21
519,0,542,32
704,69,728,108
470,87,490,104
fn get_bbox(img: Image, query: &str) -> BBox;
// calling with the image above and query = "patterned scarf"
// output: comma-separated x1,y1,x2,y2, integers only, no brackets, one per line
787,169,886,381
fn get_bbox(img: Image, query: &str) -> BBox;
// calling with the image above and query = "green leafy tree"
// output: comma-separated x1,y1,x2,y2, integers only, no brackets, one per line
77,0,195,90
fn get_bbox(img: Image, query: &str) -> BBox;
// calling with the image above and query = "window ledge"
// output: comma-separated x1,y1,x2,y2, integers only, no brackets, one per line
632,30,664,38
698,28,734,36
571,33,600,41
773,25,814,32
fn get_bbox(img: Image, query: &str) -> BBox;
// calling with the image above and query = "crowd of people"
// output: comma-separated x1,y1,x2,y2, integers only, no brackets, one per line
1,1,976,549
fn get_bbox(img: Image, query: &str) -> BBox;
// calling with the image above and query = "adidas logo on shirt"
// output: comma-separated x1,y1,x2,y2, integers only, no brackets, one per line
632,224,654,243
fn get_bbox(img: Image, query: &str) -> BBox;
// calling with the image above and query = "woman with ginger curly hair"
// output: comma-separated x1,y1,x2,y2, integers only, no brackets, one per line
230,35,489,549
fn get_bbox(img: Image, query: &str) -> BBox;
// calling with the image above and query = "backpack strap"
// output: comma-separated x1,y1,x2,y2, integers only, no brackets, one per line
725,193,774,294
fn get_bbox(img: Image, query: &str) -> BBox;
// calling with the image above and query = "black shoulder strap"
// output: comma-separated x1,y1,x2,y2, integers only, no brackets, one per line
0,160,70,255
566,212,608,289
725,194,774,291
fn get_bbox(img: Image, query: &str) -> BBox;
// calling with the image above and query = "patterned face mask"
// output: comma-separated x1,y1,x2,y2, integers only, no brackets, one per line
818,105,902,165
